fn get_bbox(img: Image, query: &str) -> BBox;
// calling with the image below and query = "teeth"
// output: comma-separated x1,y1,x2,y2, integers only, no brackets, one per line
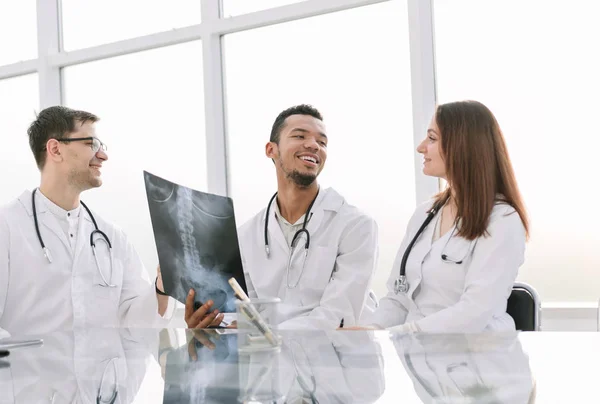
300,156,317,164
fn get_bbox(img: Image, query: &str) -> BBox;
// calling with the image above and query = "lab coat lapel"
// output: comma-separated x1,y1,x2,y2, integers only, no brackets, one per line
19,190,71,254
73,209,94,266
39,212,72,254
265,203,289,254
405,205,438,297
411,210,437,261
304,188,342,236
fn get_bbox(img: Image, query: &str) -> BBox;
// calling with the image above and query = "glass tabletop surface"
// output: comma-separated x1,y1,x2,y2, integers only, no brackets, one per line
0,328,596,403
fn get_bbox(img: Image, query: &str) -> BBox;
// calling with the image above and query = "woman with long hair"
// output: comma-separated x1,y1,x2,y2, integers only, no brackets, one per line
353,100,529,333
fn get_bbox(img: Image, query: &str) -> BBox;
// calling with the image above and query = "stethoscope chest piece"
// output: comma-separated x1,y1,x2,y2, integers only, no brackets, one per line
394,275,409,294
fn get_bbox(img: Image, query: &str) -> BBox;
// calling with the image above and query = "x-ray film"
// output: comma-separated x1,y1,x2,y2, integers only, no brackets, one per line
144,171,247,312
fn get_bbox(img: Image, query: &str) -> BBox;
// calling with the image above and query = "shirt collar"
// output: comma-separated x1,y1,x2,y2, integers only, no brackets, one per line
273,199,305,227
37,189,81,220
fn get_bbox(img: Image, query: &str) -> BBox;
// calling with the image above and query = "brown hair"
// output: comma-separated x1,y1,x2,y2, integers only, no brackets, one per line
27,105,99,170
433,100,529,240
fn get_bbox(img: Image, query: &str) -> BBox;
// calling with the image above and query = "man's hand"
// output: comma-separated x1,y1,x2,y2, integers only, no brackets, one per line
185,289,225,328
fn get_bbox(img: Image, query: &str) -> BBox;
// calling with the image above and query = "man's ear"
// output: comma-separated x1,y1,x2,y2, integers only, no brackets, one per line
45,139,63,163
265,141,277,159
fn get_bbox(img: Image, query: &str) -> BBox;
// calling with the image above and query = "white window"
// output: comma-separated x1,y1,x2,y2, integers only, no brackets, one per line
61,0,201,50
222,0,305,17
0,74,40,204
434,0,600,302
63,41,206,274
0,1,37,65
224,1,415,297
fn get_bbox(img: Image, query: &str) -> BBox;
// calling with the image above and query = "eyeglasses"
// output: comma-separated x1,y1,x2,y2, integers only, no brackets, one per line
58,137,108,153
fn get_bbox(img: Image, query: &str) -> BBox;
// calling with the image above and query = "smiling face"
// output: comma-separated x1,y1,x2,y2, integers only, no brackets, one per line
266,114,328,187
416,114,446,180
58,121,108,191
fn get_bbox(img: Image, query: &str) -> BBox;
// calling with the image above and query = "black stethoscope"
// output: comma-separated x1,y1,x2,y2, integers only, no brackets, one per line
264,189,320,288
32,188,116,287
394,199,470,295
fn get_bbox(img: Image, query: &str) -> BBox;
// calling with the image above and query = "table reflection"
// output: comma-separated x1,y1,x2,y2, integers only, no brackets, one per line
1,328,156,403
393,333,536,403
162,330,385,403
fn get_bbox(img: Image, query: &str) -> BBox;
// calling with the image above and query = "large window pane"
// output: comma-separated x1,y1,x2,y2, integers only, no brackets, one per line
0,75,40,205
63,42,206,277
61,0,201,51
223,0,305,17
224,1,415,298
0,2,37,64
434,0,600,302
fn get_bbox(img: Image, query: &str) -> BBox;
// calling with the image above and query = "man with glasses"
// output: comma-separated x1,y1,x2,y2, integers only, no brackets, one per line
0,106,217,338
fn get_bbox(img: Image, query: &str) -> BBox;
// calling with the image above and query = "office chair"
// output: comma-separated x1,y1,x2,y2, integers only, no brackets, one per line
507,282,541,331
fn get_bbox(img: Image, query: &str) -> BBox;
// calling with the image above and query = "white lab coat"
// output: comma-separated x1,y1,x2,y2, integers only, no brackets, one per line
0,190,174,338
238,187,378,329
368,200,526,333
2,327,157,403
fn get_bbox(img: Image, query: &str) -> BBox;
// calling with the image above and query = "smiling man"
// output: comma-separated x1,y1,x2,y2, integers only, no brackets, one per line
187,104,379,330
0,106,179,338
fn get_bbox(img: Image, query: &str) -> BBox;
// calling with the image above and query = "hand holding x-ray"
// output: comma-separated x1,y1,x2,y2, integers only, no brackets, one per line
144,171,248,315
184,289,224,329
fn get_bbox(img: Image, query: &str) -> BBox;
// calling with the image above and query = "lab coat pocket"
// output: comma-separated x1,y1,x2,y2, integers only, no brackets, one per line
299,246,337,305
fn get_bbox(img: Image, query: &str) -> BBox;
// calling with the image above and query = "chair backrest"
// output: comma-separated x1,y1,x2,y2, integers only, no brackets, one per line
507,282,541,331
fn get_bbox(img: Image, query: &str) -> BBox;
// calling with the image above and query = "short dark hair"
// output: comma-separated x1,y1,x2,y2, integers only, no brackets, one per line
27,106,99,169
269,104,323,144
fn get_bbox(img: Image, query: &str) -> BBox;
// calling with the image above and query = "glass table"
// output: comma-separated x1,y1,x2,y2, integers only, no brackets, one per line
0,327,595,403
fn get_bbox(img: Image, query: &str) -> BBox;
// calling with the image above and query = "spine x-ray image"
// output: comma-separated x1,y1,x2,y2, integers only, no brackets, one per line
144,171,247,313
